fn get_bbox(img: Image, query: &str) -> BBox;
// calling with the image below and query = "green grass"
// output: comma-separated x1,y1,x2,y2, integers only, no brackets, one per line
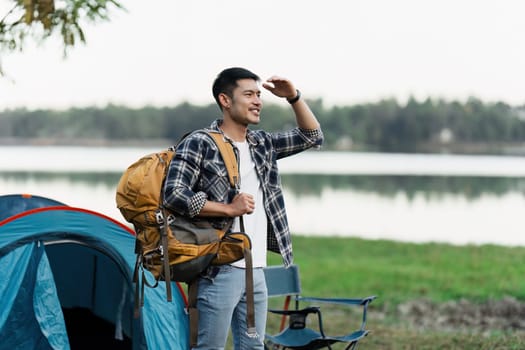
264,236,525,349
268,236,525,306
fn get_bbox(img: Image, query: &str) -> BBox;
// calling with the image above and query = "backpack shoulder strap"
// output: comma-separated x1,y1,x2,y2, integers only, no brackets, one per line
207,131,255,335
207,131,239,189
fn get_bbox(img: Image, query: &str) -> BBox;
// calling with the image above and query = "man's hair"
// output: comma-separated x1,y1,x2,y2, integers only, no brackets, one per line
212,67,260,110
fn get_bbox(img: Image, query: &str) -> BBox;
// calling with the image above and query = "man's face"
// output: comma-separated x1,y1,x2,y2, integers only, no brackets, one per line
226,78,262,126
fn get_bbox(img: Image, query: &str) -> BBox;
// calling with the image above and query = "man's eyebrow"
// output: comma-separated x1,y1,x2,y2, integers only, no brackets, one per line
242,88,261,94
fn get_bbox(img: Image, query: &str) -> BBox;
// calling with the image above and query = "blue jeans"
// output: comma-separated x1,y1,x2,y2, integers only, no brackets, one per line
193,265,268,350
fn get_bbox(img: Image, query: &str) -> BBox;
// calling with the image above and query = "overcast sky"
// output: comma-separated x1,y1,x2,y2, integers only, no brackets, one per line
1,0,525,110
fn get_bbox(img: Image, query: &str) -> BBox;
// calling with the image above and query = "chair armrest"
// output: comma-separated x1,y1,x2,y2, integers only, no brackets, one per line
298,295,377,332
267,306,320,316
268,306,326,333
299,295,377,306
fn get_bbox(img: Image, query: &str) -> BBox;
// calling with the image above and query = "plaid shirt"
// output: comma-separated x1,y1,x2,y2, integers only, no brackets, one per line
162,119,323,267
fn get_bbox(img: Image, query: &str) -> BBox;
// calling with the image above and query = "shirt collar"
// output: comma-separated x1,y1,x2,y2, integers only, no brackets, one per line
210,119,262,146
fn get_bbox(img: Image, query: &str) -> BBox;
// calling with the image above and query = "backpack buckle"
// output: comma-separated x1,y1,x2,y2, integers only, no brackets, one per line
155,210,165,226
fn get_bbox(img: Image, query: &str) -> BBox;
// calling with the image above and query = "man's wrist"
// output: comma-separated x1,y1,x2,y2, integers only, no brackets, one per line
286,89,301,104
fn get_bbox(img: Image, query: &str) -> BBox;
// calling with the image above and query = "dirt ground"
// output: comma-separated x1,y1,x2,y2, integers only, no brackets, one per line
396,296,525,334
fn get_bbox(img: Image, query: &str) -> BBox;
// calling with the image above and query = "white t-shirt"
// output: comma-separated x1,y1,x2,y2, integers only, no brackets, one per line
231,141,267,268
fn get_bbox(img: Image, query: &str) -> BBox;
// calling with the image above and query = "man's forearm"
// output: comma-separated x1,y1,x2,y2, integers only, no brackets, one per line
197,200,234,218
291,96,321,130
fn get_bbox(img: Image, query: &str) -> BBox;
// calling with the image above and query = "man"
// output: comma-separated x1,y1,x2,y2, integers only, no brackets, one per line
163,67,323,349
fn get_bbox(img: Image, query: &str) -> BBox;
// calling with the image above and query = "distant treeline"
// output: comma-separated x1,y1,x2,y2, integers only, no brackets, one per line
1,97,525,154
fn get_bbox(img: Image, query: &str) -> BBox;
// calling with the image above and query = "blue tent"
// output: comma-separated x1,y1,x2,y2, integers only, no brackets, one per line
0,193,66,221
0,194,189,350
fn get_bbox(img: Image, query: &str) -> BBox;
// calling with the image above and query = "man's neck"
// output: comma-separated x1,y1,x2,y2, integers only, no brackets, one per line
220,119,248,142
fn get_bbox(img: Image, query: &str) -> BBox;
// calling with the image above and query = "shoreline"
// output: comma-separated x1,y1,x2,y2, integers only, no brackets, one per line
2,137,525,156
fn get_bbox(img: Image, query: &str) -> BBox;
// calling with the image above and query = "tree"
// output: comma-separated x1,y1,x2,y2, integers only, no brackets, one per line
0,0,123,75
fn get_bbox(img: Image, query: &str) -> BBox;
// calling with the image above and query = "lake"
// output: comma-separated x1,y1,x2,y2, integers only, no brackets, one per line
1,146,524,247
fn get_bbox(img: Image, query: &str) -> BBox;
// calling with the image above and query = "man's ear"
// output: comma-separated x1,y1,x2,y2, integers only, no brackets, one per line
219,93,230,109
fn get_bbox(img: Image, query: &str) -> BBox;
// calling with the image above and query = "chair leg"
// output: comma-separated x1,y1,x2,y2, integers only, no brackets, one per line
345,340,358,350
280,296,292,331
265,341,283,350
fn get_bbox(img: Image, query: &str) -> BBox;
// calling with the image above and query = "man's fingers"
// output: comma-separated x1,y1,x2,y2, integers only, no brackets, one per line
234,192,255,214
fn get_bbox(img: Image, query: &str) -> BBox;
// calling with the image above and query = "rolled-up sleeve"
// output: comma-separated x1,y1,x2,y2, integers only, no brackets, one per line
299,127,324,148
163,135,207,217
162,130,235,219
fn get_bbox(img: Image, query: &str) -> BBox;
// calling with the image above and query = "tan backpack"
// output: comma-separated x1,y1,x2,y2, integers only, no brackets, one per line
115,130,255,345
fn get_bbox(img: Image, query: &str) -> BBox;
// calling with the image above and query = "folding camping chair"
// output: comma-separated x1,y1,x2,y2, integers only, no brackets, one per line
263,264,376,350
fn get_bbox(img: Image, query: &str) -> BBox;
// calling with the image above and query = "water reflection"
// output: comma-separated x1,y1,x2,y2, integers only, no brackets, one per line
281,174,525,200
1,172,121,189
2,172,524,245
3,172,525,201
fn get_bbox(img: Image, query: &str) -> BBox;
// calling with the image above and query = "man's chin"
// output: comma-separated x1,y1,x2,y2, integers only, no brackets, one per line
249,116,261,125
